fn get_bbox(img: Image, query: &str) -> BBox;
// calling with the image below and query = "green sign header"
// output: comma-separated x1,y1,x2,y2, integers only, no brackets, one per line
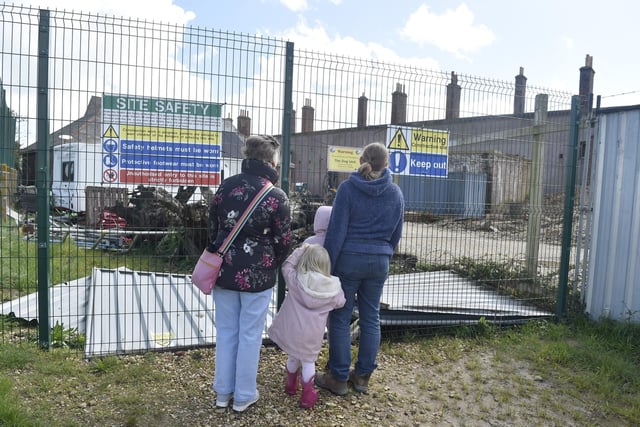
103,95,222,117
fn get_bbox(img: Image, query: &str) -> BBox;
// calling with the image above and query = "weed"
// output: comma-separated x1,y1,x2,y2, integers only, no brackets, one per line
50,322,85,349
90,356,120,374
155,227,186,257
455,316,496,338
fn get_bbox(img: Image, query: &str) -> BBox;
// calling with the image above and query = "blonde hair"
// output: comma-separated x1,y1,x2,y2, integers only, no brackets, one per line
297,244,331,276
358,142,389,180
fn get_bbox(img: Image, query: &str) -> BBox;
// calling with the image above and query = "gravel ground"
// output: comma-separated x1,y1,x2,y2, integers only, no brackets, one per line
10,339,600,427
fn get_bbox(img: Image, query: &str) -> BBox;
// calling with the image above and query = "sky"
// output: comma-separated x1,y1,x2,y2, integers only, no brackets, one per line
10,0,640,109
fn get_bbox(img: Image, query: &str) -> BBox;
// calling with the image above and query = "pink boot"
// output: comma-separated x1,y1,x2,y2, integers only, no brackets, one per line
300,375,318,409
285,368,299,395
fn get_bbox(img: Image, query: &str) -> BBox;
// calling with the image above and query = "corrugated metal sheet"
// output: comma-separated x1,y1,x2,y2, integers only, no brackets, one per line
586,109,640,322
448,172,486,218
398,174,449,214
0,267,278,358
2,268,552,357
84,268,217,357
398,172,486,217
380,271,550,325
0,277,88,329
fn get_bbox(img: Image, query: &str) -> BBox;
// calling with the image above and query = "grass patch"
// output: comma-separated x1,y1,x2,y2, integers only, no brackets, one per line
496,316,640,423
379,316,640,425
0,377,40,427
0,343,39,370
1,222,186,298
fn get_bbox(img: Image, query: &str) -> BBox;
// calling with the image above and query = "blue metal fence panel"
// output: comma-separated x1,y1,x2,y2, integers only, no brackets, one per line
448,172,486,218
398,172,486,218
398,174,449,214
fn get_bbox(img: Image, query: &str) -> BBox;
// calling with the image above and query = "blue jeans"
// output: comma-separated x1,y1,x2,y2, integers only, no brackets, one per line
212,286,272,401
327,252,389,381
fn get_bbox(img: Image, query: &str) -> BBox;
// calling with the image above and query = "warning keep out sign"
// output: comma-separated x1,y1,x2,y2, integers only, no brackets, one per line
386,126,449,178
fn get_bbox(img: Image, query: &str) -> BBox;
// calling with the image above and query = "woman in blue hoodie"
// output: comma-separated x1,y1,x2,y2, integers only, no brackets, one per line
316,142,404,396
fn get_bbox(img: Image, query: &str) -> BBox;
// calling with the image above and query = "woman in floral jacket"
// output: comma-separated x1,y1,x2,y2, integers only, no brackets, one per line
207,134,292,412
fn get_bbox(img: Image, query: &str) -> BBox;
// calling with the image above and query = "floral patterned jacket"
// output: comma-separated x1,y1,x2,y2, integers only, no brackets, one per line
207,159,292,292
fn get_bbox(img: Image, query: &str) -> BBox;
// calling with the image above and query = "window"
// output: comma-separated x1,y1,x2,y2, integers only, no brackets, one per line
62,161,74,182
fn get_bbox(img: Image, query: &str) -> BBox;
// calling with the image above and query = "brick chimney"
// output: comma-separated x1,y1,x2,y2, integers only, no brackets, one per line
579,54,595,114
514,67,527,115
391,83,407,124
237,109,251,137
301,98,314,133
291,109,296,133
445,72,461,120
357,93,368,128
222,114,233,132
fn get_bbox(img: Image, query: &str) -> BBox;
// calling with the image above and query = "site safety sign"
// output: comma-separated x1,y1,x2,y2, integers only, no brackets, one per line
386,126,449,177
101,94,224,186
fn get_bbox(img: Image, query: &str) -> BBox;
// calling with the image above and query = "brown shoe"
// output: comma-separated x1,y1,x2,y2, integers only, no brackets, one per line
314,371,348,396
349,370,371,394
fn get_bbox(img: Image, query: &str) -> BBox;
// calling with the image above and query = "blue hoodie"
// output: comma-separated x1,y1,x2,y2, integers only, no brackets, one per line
323,168,404,273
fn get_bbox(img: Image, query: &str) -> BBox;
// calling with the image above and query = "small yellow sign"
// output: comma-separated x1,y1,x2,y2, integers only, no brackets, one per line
103,125,119,138
151,331,175,347
121,125,221,144
327,146,362,172
388,128,409,150
411,129,449,154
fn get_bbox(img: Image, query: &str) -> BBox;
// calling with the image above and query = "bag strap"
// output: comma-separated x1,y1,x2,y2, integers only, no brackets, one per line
216,181,274,256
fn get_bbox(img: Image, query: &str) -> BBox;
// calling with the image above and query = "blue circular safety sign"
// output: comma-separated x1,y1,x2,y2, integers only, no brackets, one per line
103,139,118,152
103,154,118,168
389,151,407,174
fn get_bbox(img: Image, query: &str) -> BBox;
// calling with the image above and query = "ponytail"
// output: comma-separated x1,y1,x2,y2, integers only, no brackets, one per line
358,142,388,180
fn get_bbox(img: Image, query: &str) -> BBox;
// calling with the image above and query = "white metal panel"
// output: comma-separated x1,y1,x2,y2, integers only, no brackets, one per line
586,109,640,321
3,268,552,357
0,277,88,330
83,267,217,357
380,271,550,325
83,267,279,358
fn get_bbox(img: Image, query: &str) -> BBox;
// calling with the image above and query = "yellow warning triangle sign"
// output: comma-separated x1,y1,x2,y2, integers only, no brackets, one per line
388,128,409,150
103,125,119,139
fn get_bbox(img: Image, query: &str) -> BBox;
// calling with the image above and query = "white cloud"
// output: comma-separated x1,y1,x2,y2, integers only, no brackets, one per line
279,0,308,12
327,0,343,4
281,19,439,69
4,0,203,146
561,35,574,49
400,3,495,59
274,20,443,129
15,0,195,25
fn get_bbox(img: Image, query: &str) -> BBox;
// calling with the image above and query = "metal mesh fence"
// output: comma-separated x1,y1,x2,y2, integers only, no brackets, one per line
0,5,580,355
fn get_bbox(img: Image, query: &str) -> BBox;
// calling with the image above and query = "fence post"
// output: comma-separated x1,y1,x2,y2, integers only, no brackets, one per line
277,41,294,309
36,9,51,348
557,95,581,319
525,94,548,276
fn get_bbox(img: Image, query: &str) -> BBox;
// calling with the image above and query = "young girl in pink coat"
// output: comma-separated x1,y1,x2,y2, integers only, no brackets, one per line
267,243,345,409
304,205,331,246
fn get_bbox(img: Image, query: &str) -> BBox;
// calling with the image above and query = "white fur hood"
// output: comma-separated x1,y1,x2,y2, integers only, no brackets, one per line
296,271,342,299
